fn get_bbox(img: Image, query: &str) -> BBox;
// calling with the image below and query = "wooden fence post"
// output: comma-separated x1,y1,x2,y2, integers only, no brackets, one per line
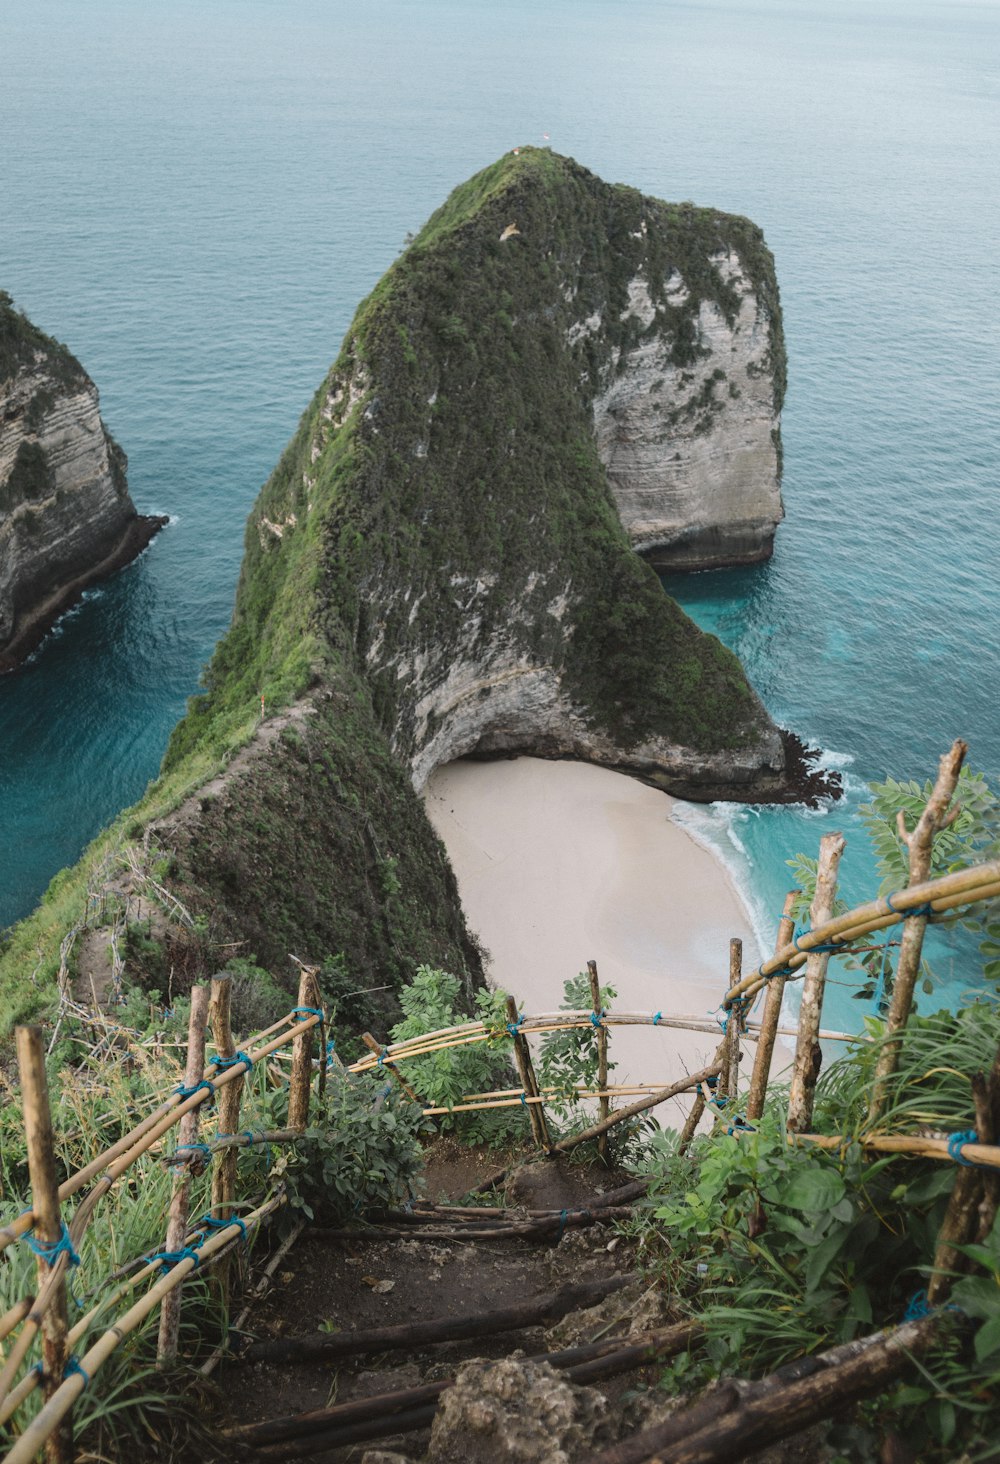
16,1026,72,1464
721,940,743,1105
746,891,800,1122
927,1039,1000,1304
587,961,610,1161
868,740,967,1124
504,995,551,1152
210,973,241,1223
289,970,318,1130
788,833,846,1134
157,984,209,1365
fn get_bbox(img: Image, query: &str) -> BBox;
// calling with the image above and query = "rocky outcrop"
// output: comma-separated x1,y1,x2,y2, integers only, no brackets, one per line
591,246,785,570
0,292,166,670
193,148,802,808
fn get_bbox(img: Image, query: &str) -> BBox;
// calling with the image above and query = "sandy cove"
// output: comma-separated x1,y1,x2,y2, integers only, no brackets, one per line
423,756,778,1132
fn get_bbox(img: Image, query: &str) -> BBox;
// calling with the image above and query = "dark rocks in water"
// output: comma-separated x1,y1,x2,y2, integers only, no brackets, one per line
0,290,166,671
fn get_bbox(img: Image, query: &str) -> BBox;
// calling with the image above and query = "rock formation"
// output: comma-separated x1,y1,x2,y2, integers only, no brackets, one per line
0,292,166,670
175,148,798,811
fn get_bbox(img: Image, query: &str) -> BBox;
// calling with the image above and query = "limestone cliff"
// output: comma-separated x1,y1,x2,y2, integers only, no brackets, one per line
0,292,165,670
167,151,799,808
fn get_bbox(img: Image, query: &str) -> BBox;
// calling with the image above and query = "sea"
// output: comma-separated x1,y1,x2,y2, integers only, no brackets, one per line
1,0,998,1030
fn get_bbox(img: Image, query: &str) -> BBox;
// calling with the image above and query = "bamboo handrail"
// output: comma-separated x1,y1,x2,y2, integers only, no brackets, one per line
0,1011,322,1254
725,861,1000,1007
0,1194,285,1464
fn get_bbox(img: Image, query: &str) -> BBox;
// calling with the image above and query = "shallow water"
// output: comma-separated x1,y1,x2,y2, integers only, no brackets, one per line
2,1,998,1029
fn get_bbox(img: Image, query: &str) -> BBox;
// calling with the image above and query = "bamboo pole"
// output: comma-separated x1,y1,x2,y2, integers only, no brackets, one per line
788,1131,1000,1169
927,1038,1000,1304
15,1026,72,1464
587,961,610,1160
288,971,316,1130
718,940,742,1106
0,1009,320,1256
746,891,799,1122
157,984,209,1365
2,1197,282,1464
788,833,846,1134
361,1033,418,1103
547,1065,722,1159
209,973,241,1223
724,857,1000,1008
868,740,968,1124
503,995,551,1151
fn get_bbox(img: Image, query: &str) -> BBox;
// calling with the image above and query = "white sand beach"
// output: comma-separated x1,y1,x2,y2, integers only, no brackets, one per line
423,756,769,1131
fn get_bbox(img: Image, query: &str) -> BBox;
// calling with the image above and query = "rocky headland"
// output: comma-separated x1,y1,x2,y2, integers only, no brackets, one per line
2,150,835,1028
0,291,166,671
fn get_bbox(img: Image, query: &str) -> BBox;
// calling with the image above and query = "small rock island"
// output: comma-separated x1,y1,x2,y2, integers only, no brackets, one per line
0,291,166,671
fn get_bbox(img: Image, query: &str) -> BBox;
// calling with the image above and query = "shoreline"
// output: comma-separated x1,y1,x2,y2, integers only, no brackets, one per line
423,755,774,1129
0,512,168,674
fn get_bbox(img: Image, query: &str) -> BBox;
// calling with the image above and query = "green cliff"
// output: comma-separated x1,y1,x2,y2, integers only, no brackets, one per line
1,150,796,1029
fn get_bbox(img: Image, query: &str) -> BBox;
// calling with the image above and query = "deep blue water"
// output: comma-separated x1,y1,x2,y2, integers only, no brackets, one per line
1,0,998,1023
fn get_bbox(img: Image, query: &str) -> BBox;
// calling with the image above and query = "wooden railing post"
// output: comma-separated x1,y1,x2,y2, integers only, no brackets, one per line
157,984,209,1365
289,970,318,1130
721,940,743,1105
16,1026,72,1464
210,973,240,1223
868,740,968,1124
587,961,610,1160
788,833,846,1134
504,995,551,1152
746,892,799,1122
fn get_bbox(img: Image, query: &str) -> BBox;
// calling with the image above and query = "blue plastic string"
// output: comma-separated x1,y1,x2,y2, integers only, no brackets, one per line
590,1009,605,1028
210,1051,254,1073
557,1209,568,1238
947,1130,984,1167
652,1011,662,1025
196,1213,248,1245
148,1247,201,1271
506,1016,525,1037
885,893,933,919
23,1223,80,1269
292,1007,324,1021
174,1078,216,1105
163,1142,213,1168
326,1039,337,1059
519,1092,528,1107
63,1356,90,1390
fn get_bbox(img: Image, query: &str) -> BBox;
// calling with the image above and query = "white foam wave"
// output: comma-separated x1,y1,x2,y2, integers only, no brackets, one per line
670,800,771,966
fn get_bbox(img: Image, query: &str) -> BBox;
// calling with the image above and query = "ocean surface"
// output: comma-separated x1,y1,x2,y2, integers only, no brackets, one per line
2,0,998,1027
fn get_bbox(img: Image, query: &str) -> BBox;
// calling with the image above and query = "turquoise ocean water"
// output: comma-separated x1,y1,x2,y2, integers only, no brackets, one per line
1,0,998,1028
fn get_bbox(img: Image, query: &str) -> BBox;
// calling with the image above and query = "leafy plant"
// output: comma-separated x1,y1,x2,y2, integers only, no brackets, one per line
388,966,521,1146
283,1071,427,1225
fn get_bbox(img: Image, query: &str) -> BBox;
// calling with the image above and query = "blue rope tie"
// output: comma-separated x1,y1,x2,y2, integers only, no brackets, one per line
210,1051,254,1073
947,1130,984,1167
377,1047,390,1067
706,1074,718,1089
241,1130,273,1167
793,934,843,955
556,1209,568,1238
163,1142,213,1168
148,1247,201,1271
727,1116,757,1135
196,1213,248,1245
326,1039,336,1058
23,1223,80,1269
506,1016,525,1036
653,1011,662,1025
174,1078,216,1105
590,1009,605,1028
292,1006,324,1021
885,893,933,919
519,1092,528,1107
63,1356,90,1390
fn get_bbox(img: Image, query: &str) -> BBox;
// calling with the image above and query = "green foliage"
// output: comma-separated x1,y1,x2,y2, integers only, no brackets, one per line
283,1071,427,1226
389,966,521,1146
539,969,617,1103
635,1005,1000,1461
789,765,1000,1011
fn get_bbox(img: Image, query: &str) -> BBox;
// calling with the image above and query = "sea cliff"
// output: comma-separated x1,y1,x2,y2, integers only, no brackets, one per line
0,292,166,670
1,152,822,1030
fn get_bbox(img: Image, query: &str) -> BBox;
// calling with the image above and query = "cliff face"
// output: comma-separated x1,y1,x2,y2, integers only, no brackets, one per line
166,151,794,813
591,244,785,570
0,293,165,669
